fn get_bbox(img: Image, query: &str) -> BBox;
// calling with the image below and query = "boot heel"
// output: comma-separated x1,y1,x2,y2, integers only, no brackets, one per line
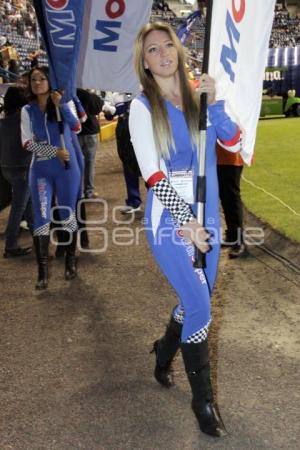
150,317,182,388
65,232,77,280
65,255,77,280
150,340,159,354
181,341,227,438
34,236,49,290
35,279,48,290
192,400,227,437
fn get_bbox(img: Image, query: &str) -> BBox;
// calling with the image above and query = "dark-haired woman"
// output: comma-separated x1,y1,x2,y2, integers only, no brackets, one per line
129,22,242,439
21,66,81,289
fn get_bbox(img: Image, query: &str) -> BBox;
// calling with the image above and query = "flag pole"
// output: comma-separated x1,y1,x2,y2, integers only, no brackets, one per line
55,105,69,170
193,0,213,268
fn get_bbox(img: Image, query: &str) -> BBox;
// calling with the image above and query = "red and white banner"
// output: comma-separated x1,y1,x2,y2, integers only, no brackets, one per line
77,0,152,94
209,0,276,165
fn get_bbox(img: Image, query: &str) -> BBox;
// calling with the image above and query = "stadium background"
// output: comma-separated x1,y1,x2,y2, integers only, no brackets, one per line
1,0,299,244
0,0,299,244
0,3,299,450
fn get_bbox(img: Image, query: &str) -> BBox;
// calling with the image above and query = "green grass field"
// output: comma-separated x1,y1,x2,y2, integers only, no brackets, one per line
242,117,300,243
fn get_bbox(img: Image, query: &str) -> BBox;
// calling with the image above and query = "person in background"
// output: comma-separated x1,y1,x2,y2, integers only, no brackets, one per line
21,66,81,289
129,22,242,439
76,88,103,199
216,141,248,258
0,85,34,257
0,168,12,212
28,48,45,69
17,70,30,90
103,92,142,214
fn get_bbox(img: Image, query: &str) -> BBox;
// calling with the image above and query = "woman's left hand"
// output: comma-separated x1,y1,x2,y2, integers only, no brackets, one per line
50,90,63,107
198,74,216,105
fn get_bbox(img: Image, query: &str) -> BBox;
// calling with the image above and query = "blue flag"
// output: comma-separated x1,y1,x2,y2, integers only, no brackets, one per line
177,11,201,44
33,0,84,102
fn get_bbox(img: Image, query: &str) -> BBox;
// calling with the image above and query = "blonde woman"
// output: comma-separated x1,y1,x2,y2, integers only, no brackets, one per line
129,22,242,438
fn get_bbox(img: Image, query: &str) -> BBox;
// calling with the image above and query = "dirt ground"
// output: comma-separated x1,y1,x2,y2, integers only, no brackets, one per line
0,138,299,450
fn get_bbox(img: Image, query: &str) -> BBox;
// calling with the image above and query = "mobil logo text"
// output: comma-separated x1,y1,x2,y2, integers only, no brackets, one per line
94,0,126,52
45,0,76,48
220,0,246,82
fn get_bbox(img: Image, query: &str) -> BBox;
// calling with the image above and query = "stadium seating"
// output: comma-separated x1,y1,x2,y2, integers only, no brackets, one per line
0,0,299,84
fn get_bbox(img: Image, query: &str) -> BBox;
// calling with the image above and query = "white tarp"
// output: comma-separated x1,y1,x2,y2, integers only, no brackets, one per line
209,0,276,165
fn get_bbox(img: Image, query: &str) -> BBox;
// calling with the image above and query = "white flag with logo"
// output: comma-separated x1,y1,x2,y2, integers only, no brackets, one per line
77,0,152,94
209,0,276,165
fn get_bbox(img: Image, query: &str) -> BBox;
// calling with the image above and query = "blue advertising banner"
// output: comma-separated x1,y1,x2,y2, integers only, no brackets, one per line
33,0,84,101
264,46,300,96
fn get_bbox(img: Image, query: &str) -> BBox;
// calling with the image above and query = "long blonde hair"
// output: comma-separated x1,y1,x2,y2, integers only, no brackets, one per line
134,22,200,159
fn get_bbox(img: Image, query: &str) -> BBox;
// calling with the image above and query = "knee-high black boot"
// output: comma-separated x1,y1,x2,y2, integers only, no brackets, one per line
151,316,182,388
51,199,67,258
33,235,49,290
181,340,227,438
55,227,68,258
65,232,77,280
77,201,89,249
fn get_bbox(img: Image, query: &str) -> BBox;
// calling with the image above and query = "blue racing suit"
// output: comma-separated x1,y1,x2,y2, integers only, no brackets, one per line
21,101,81,236
129,97,241,343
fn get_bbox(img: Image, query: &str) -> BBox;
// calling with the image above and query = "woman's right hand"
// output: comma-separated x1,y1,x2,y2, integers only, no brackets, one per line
50,90,63,107
180,220,211,253
56,148,70,163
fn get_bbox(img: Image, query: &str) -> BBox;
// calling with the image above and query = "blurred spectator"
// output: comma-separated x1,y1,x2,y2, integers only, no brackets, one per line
28,49,45,68
269,5,300,47
0,168,12,212
77,88,103,199
17,70,30,89
103,93,142,214
0,85,34,258
0,36,7,48
216,142,248,259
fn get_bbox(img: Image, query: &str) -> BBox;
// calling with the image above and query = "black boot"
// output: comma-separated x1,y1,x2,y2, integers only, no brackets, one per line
65,232,77,280
55,228,68,258
51,203,67,258
77,201,89,249
79,229,90,249
151,316,182,388
33,235,49,290
181,340,227,438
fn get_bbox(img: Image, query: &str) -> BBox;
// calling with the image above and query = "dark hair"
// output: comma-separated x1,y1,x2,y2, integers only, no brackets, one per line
28,65,56,121
3,85,27,115
19,70,29,84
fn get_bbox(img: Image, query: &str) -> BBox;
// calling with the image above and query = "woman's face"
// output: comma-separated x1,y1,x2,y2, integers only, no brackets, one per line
30,70,50,96
143,29,178,80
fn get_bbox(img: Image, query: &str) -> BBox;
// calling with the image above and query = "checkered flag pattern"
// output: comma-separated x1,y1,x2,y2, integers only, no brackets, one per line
34,223,50,236
187,320,211,344
173,306,185,324
61,212,78,232
152,178,194,226
27,141,58,160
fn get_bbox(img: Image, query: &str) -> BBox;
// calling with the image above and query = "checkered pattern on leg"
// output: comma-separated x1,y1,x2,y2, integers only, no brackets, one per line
152,178,194,226
187,320,211,343
173,305,185,325
61,212,78,233
34,223,50,236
